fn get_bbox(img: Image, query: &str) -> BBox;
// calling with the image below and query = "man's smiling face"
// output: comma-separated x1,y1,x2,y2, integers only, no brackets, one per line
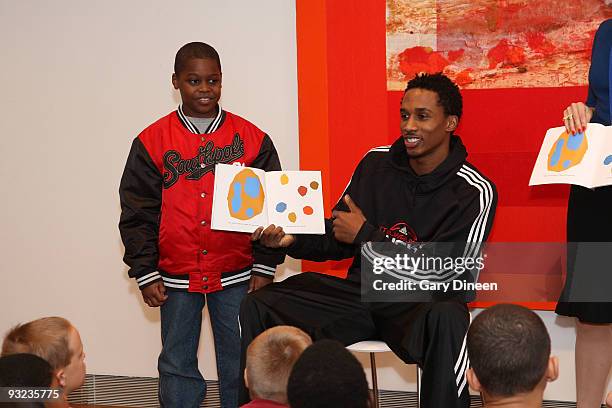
400,88,457,172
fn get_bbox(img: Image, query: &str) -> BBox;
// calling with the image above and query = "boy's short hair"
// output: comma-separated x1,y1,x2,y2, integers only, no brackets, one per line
246,325,312,402
405,72,463,119
174,42,221,74
0,353,53,387
1,317,74,370
287,339,370,408
467,304,551,397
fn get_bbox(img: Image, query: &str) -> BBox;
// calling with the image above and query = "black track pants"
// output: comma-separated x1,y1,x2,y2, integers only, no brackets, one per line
238,272,470,408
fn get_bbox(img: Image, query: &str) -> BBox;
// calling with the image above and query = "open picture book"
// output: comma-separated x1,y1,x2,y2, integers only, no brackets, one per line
529,123,612,188
211,164,325,234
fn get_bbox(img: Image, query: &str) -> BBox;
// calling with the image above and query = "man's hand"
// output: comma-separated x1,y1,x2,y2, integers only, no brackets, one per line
332,195,366,244
141,281,168,307
252,225,295,248
248,275,273,293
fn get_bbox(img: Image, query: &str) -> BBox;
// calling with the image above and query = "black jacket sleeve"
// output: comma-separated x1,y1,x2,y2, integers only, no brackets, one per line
118,138,163,289
250,134,286,278
287,218,356,261
251,134,282,172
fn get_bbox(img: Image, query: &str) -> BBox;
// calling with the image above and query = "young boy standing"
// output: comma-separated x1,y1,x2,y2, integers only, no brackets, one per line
119,42,283,408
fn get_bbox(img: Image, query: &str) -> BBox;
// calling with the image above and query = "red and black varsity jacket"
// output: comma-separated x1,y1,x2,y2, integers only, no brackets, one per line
119,106,283,293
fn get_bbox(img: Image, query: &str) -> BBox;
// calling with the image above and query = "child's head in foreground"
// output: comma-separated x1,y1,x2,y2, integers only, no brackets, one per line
1,316,86,394
172,42,222,118
245,325,312,404
0,353,52,408
467,304,558,403
287,339,371,408
0,353,53,387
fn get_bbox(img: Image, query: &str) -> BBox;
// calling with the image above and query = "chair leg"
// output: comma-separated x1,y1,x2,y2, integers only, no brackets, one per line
416,366,421,408
370,352,379,408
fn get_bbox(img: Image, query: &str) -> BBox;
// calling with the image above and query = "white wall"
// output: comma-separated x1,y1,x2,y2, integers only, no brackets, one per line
0,0,609,404
0,0,299,380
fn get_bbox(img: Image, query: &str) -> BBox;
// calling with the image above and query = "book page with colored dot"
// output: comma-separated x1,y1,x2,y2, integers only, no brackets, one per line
529,123,612,188
593,145,612,185
265,170,325,234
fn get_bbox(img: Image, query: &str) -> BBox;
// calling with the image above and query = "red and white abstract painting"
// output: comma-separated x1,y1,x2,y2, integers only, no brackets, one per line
387,0,612,89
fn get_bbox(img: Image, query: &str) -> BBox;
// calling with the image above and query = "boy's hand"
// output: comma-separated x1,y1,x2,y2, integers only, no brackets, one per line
141,281,168,307
252,225,295,248
331,195,366,244
248,275,273,293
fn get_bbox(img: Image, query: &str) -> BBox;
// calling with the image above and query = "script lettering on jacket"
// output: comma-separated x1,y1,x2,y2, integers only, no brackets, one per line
163,133,245,188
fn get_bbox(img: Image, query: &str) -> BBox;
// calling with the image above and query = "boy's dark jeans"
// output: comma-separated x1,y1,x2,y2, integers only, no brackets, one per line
159,285,247,408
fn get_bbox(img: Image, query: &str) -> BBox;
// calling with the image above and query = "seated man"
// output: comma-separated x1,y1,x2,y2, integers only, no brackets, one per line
1,317,86,407
466,304,559,407
240,72,497,407
242,326,312,407
287,339,371,408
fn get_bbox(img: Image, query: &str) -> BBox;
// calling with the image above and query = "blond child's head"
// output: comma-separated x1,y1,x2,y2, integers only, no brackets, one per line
2,317,86,394
245,325,312,404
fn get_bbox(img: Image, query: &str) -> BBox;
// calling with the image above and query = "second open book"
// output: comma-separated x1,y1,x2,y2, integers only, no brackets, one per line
529,123,612,188
211,164,325,234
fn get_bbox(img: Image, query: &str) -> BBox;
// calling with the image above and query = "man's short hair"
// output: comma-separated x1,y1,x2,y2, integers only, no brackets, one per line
174,42,221,75
246,325,311,402
405,72,462,119
1,317,74,370
467,304,551,397
287,339,370,408
0,353,53,387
